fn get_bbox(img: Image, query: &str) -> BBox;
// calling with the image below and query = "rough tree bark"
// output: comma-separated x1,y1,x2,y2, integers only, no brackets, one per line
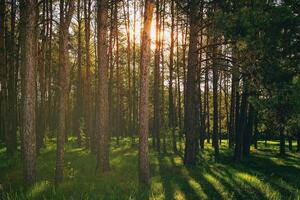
84,0,92,148
169,0,177,153
139,0,154,184
234,79,248,161
184,1,199,166
153,0,161,152
75,0,83,147
96,0,110,172
212,43,219,158
20,0,37,185
0,0,6,148
7,0,17,154
55,0,75,184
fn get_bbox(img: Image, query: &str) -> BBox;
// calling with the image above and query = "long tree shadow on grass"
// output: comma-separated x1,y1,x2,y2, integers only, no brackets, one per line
234,155,300,197
170,157,225,200
158,155,205,199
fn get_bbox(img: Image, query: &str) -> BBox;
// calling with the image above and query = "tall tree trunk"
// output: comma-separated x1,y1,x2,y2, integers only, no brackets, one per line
0,0,7,148
179,17,187,152
297,131,300,152
84,0,92,149
37,0,47,153
153,0,161,153
234,79,247,161
132,0,137,145
20,0,37,185
115,1,121,146
243,103,254,157
212,43,219,158
205,34,210,144
55,0,74,184
160,0,166,153
7,0,17,154
176,8,182,131
169,0,177,153
219,72,222,145
279,127,285,156
123,0,132,138
139,0,154,184
96,0,110,172
75,0,82,147
288,135,292,151
253,112,258,149
198,6,204,150
108,0,115,150
184,1,199,166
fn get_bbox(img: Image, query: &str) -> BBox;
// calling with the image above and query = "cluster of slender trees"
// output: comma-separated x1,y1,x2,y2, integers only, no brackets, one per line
0,0,299,186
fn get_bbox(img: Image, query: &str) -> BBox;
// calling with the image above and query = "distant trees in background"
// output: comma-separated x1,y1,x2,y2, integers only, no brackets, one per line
0,0,299,186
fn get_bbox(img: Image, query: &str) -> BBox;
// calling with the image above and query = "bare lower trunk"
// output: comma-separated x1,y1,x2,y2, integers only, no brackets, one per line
279,127,285,156
297,131,300,152
20,0,37,185
184,1,199,166
55,0,74,184
139,0,154,184
153,0,161,153
96,0,110,172
0,0,7,150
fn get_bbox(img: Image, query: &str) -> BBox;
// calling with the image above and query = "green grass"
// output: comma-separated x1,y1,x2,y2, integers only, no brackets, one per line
0,138,299,200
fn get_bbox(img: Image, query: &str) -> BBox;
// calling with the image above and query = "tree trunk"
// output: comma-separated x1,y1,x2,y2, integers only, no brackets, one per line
108,1,115,150
123,0,132,139
20,0,37,185
84,0,92,149
75,0,82,147
219,72,222,145
204,36,210,144
169,0,177,153
37,0,47,153
96,0,110,172
229,53,237,148
114,0,121,146
55,0,74,184
153,0,161,153
139,0,154,184
176,5,182,131
132,0,137,145
7,0,17,154
160,0,166,153
234,79,247,161
0,0,7,148
288,135,292,151
243,104,254,157
184,1,199,166
297,131,300,152
253,112,258,149
279,127,285,155
212,43,219,158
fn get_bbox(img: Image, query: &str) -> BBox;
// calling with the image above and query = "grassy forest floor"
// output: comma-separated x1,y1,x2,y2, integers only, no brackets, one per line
0,138,300,200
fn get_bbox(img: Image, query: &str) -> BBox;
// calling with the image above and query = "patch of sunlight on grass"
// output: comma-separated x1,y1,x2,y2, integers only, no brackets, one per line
180,167,207,199
173,156,183,166
173,184,186,200
28,180,50,198
150,178,164,200
187,178,207,199
203,173,231,199
65,161,79,179
0,147,6,154
236,172,281,199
